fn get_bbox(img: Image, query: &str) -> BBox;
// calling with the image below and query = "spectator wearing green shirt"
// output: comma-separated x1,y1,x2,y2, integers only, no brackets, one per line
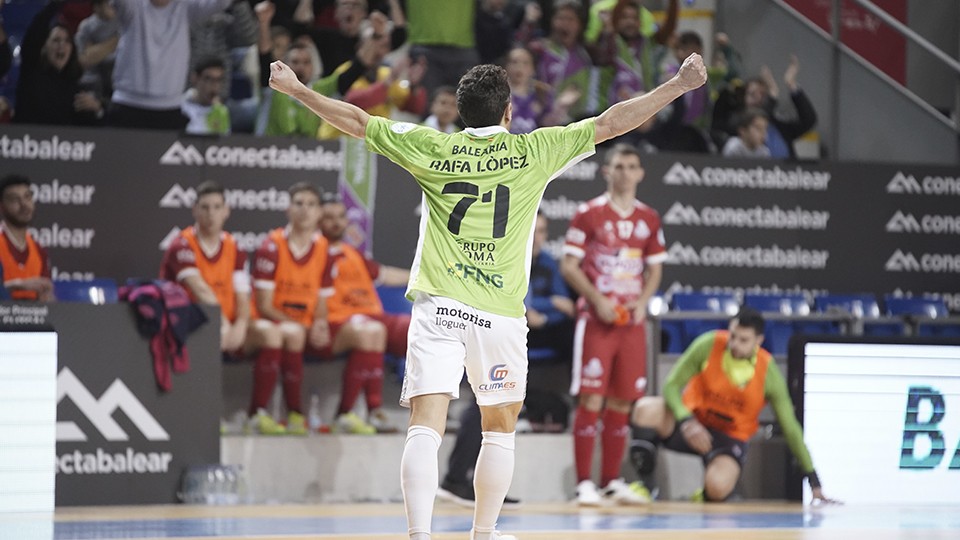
406,0,478,96
266,51,706,540
630,307,838,504
182,57,232,134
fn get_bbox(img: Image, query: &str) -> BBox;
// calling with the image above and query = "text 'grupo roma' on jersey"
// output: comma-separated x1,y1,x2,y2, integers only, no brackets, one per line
563,194,667,318
365,116,595,318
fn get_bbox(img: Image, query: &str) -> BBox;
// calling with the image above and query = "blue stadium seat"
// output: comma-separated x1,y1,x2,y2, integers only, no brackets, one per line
884,296,959,338
376,284,412,314
54,278,119,305
884,296,949,318
814,293,880,318
375,284,411,379
672,291,739,314
743,293,810,316
814,293,900,336
669,292,739,352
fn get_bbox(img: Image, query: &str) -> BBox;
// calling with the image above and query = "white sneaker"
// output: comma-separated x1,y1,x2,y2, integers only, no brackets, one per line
603,478,651,505
575,479,602,506
470,531,518,540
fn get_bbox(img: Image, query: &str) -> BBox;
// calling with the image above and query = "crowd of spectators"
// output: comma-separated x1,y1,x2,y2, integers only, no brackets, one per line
0,0,817,159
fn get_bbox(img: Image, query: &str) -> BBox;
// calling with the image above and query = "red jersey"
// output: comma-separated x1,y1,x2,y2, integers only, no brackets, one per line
251,228,328,326
0,226,51,301
322,242,383,324
159,226,248,321
563,194,666,319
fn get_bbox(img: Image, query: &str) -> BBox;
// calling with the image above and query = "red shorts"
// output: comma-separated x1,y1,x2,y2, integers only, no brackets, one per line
571,316,648,401
311,312,410,359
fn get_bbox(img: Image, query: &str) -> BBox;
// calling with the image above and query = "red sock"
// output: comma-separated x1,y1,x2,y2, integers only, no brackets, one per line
600,409,630,487
338,349,368,415
249,348,281,415
280,350,304,414
573,406,600,483
359,351,385,411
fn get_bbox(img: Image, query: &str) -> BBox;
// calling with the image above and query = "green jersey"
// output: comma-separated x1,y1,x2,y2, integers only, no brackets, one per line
365,116,595,317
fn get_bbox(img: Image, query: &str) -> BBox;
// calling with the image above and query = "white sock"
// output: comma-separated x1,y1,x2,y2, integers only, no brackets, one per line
401,425,442,539
471,431,516,540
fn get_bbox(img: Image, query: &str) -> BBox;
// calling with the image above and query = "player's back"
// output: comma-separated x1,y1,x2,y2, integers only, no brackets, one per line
365,116,596,317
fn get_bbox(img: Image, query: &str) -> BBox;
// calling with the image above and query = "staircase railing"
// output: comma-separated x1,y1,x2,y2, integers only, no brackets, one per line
773,0,960,159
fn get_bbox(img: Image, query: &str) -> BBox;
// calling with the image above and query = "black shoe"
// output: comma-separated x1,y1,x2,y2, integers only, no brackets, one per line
437,480,522,509
437,480,474,508
502,494,522,510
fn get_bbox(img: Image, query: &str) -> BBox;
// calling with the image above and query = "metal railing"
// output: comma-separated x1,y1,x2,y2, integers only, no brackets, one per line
773,0,960,159
850,0,960,131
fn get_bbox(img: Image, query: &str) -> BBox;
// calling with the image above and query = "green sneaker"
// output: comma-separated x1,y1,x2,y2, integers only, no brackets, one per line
336,412,376,435
691,487,705,502
287,411,308,435
628,481,653,502
246,409,286,435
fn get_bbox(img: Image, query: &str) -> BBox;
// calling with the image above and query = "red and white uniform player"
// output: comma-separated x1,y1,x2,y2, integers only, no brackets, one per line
562,176,666,505
564,193,666,403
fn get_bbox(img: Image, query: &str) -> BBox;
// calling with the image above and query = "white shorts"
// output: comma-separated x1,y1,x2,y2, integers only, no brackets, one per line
400,292,528,408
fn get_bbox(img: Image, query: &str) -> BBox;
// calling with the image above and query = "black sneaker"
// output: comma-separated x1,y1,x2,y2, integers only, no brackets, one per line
437,480,474,507
502,494,522,510
437,480,522,509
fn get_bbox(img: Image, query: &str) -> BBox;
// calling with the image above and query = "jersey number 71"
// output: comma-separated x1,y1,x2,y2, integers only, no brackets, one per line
442,182,511,239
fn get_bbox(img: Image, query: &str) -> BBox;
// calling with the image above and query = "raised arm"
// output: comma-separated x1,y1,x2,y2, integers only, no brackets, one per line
593,53,706,144
268,60,370,139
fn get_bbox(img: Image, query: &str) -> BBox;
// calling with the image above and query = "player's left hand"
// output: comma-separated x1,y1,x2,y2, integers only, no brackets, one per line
269,61,304,96
811,487,842,506
221,321,246,352
525,308,547,329
676,53,707,92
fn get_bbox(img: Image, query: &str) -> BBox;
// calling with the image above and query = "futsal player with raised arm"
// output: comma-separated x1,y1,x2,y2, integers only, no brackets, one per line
268,53,706,540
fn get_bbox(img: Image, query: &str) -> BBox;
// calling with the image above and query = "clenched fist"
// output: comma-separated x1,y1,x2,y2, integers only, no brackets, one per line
676,53,707,92
268,61,303,96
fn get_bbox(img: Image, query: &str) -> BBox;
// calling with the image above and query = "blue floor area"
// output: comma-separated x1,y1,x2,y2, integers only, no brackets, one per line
50,507,960,539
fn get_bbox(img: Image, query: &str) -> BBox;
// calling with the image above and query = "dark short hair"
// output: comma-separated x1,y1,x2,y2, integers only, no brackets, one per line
287,182,322,201
195,180,225,201
554,0,584,21
193,56,226,76
677,31,703,49
0,174,31,198
321,191,343,205
456,64,511,128
735,108,768,131
603,143,642,165
732,306,765,335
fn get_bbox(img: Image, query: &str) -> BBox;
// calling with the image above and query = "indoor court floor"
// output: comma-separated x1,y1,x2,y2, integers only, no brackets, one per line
31,501,960,540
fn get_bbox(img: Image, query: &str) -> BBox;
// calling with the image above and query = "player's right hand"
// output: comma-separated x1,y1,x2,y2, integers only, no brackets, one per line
680,417,713,455
811,487,842,506
593,296,619,325
676,53,707,92
269,61,303,96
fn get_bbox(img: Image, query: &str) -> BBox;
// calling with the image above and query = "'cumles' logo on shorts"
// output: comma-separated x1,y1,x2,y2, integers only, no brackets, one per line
435,306,493,329
479,364,516,393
